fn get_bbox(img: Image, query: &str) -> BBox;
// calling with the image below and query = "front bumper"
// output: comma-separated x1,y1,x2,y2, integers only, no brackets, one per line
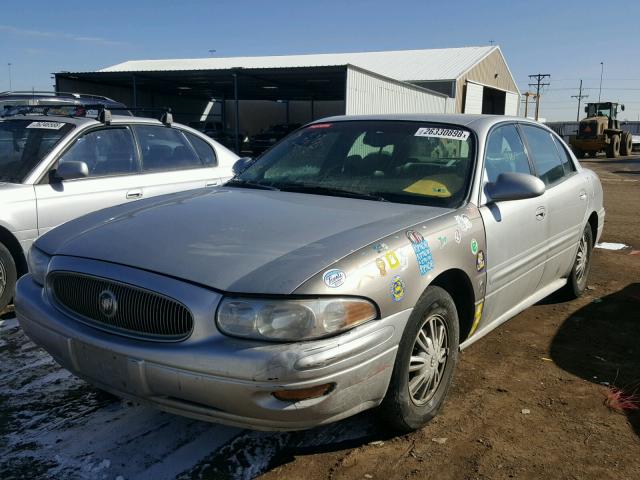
15,260,411,431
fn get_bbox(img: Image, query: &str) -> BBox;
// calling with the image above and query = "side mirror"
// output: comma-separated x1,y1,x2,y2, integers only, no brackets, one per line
232,157,255,176
485,172,545,202
621,104,625,112
54,161,89,181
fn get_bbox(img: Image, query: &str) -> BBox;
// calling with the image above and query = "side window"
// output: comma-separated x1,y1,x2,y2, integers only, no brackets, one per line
184,131,217,166
484,124,531,183
135,125,203,172
58,127,137,178
520,125,565,185
552,136,576,175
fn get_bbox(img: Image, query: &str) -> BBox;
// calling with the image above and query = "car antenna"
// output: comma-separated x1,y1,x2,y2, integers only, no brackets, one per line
161,108,173,126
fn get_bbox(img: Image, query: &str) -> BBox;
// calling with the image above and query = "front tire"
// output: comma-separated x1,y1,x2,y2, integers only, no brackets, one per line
606,135,620,158
0,243,17,313
380,286,459,433
562,224,593,299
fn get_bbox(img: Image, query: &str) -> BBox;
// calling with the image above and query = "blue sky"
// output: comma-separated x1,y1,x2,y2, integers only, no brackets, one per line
1,0,639,121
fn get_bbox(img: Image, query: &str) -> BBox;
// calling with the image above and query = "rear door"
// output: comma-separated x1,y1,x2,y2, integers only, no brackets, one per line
479,123,549,325
131,125,225,197
34,125,143,235
519,124,589,286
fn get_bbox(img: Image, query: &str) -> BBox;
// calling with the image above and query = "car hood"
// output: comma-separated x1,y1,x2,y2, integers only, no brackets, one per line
37,187,450,294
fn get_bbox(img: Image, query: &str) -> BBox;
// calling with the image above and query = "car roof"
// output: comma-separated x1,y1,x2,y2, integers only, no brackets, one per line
310,114,543,131
0,114,165,127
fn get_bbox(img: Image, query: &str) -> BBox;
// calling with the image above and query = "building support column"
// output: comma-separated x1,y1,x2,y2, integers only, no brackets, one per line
132,75,137,109
233,72,240,154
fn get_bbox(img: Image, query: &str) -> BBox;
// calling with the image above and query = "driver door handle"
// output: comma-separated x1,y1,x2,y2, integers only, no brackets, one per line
126,189,143,200
579,191,587,201
535,206,546,221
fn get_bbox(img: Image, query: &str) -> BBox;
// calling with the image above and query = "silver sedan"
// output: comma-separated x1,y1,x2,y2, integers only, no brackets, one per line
15,114,604,432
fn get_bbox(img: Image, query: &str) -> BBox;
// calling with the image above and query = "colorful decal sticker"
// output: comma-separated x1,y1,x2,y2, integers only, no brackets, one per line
406,230,434,276
372,242,388,253
454,229,462,244
26,121,65,130
437,235,448,248
470,238,479,255
390,275,406,302
470,301,484,336
476,250,486,272
375,258,387,277
403,179,451,198
455,215,472,232
385,251,401,270
414,127,470,141
323,269,346,288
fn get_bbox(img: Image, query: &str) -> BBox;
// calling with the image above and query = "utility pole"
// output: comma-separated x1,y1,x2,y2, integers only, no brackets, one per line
598,62,604,103
571,80,589,122
528,73,550,121
522,92,538,118
7,63,12,91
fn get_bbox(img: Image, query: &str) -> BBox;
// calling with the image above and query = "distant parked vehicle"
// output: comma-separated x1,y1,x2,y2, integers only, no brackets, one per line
0,109,238,311
632,134,640,152
569,102,633,158
247,123,301,155
0,91,132,117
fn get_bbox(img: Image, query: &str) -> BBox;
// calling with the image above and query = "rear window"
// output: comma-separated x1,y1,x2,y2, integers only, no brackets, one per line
134,125,204,172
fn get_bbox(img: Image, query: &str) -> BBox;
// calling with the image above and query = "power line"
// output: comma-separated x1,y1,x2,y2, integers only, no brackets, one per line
571,80,588,122
528,73,550,120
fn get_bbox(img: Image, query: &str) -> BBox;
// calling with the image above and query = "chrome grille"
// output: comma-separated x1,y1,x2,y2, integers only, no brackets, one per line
49,272,193,341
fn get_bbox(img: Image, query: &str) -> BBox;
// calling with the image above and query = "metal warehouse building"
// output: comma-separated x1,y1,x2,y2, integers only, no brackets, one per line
55,45,519,152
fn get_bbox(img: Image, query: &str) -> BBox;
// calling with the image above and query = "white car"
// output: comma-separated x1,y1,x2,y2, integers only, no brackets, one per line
0,111,238,310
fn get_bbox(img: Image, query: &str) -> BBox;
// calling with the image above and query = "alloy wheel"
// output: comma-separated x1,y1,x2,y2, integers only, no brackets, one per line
575,232,589,284
0,259,6,297
408,313,449,405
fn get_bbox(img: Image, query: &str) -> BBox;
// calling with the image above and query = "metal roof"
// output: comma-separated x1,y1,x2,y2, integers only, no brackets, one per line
99,46,497,82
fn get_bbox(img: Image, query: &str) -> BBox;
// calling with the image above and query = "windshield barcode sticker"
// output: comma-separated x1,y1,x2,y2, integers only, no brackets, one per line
26,121,65,130
415,127,470,141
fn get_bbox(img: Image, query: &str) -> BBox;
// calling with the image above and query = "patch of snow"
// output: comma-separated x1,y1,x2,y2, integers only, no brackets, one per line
595,242,629,251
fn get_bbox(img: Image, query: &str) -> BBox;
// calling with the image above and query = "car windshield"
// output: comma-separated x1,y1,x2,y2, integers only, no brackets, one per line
0,119,74,183
235,121,476,208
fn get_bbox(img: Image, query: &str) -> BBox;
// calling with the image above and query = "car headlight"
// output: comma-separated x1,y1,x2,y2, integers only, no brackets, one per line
216,297,377,341
27,246,51,286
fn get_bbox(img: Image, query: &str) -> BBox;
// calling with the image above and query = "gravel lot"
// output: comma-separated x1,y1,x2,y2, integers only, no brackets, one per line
1,156,639,480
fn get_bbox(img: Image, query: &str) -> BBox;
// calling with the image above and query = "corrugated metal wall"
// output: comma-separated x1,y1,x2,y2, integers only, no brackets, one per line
455,49,519,113
504,92,520,116
345,66,448,115
463,82,483,114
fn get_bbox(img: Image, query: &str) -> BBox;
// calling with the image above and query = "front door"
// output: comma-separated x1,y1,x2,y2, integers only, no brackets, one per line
479,123,549,327
34,126,143,235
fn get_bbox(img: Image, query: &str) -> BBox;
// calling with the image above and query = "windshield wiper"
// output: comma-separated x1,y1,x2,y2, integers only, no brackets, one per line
276,183,388,202
225,179,280,191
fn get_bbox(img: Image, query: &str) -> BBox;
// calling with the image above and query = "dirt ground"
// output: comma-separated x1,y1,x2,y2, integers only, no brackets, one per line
1,157,639,480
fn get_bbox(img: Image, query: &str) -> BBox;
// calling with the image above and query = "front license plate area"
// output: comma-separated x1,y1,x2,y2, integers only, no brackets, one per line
73,340,130,388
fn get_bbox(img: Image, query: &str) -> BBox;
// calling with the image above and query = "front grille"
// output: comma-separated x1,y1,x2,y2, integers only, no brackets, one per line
49,272,193,341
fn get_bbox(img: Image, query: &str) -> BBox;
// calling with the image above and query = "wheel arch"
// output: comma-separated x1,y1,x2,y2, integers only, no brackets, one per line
429,268,475,343
587,211,598,244
0,226,28,278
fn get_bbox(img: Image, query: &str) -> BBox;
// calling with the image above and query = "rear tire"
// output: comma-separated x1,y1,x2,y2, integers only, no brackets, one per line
606,135,620,158
621,132,632,156
0,243,17,313
562,224,593,299
380,286,459,433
